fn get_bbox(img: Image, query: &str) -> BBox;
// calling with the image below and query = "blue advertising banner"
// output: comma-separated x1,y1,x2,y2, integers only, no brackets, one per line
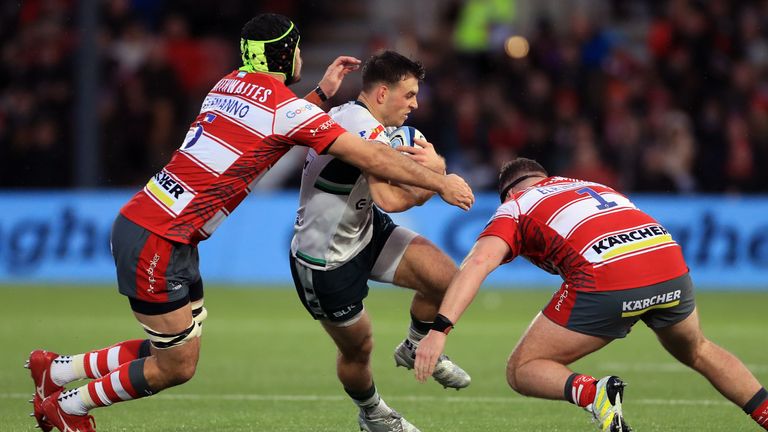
0,191,766,289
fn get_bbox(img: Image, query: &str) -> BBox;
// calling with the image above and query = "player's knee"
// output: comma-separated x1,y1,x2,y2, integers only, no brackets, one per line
662,330,709,368
506,367,524,395
505,359,523,394
158,356,198,386
339,334,373,364
677,336,711,369
143,320,202,387
353,335,374,362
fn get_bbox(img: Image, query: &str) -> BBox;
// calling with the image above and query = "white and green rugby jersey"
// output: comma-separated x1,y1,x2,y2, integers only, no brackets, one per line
290,101,392,270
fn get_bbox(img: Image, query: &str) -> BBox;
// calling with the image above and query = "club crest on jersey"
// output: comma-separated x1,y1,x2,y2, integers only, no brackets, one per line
145,170,195,216
584,224,675,263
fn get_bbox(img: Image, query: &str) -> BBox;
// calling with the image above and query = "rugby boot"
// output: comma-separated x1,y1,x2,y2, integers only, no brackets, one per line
585,376,632,432
394,338,471,389
26,350,63,432
41,390,96,432
358,408,421,432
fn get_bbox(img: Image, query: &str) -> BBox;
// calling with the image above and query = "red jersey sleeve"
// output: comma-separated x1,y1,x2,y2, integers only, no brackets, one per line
274,96,346,154
478,216,521,264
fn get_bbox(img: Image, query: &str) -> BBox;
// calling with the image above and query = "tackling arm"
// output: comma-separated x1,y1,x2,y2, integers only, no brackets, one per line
327,132,474,210
365,138,446,212
367,175,433,213
413,235,510,382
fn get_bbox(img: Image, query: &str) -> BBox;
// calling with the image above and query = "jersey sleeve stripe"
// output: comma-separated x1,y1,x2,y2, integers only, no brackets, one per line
275,96,298,110
285,112,327,137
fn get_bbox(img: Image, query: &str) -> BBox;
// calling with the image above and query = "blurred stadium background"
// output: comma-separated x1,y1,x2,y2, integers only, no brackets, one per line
1,1,766,431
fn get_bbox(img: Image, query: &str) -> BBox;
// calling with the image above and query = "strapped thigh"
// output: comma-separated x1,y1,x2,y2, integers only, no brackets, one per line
141,320,202,349
370,226,418,283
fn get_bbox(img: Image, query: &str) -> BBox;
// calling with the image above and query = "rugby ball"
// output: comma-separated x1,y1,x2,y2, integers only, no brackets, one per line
388,126,425,149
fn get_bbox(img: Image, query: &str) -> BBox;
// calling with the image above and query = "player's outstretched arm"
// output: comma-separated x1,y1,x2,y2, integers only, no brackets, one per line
414,236,510,382
303,56,361,107
366,141,442,211
328,132,474,210
367,174,430,213
365,137,446,212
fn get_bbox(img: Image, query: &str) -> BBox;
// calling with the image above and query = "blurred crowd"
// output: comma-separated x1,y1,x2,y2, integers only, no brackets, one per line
1,0,766,193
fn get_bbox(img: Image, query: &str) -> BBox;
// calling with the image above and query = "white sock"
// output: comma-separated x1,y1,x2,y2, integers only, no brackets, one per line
408,326,427,345
57,388,90,416
49,355,87,387
364,397,392,418
352,390,393,418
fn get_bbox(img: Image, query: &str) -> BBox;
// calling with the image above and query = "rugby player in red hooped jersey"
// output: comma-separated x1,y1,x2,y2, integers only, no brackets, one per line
414,158,768,432
25,13,474,432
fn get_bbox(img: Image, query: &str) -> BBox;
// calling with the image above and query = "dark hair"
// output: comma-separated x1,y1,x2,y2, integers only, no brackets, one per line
240,14,301,83
361,51,425,91
498,158,548,202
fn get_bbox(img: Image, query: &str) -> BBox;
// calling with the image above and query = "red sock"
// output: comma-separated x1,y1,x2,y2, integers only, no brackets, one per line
83,339,150,379
84,358,152,409
566,374,597,408
59,358,153,416
752,399,768,430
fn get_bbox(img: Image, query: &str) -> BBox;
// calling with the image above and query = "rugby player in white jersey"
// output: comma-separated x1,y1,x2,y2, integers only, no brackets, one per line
26,15,474,432
290,51,471,432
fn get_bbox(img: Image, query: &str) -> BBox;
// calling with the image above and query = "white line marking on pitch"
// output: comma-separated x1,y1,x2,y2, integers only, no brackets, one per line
0,392,731,406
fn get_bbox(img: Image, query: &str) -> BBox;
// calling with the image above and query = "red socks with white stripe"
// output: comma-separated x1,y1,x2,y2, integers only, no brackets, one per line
47,339,153,416
744,388,768,430
58,358,153,415
50,339,151,386
565,373,597,408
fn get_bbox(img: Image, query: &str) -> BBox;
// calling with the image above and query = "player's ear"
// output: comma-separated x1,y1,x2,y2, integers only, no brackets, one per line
376,85,388,104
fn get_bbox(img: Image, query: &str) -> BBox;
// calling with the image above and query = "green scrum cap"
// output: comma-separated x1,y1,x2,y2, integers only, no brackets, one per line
239,13,301,84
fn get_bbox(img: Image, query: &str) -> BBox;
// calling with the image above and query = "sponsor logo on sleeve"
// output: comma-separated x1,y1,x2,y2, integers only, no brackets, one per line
286,103,315,119
309,119,336,136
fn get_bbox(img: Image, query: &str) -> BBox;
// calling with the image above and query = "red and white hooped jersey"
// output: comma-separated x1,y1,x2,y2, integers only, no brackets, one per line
479,176,688,291
120,70,346,244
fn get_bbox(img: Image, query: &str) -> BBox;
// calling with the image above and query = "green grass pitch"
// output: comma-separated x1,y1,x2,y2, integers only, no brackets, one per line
1,285,766,431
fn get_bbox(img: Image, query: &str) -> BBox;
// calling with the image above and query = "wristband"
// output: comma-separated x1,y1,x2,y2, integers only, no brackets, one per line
431,313,454,334
314,85,328,102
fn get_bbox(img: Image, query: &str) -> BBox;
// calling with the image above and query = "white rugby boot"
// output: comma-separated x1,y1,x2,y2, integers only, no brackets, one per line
393,339,471,389
585,376,633,432
358,408,421,432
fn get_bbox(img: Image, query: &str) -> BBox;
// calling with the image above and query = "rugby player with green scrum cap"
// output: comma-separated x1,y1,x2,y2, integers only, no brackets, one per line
26,13,474,432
